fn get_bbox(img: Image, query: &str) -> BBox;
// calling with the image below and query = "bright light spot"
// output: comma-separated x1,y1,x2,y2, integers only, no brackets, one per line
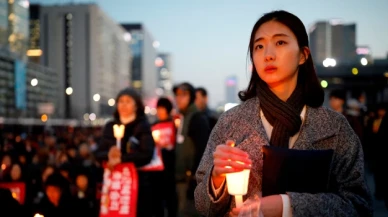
31,78,38,86
155,57,164,67
153,41,160,48
174,119,181,128
145,106,151,114
321,80,328,88
352,68,358,75
83,113,89,121
41,114,48,122
1,164,6,170
361,57,368,66
155,88,164,96
66,87,73,95
323,58,336,67
93,94,100,102
34,214,44,217
108,98,115,106
123,32,131,42
18,0,29,8
150,108,157,115
89,113,96,121
384,72,388,78
224,103,239,111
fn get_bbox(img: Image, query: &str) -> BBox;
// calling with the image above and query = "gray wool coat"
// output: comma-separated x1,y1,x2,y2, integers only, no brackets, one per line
194,97,373,217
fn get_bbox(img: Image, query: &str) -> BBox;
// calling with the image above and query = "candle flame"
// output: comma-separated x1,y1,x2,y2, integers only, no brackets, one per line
113,124,125,139
152,130,161,142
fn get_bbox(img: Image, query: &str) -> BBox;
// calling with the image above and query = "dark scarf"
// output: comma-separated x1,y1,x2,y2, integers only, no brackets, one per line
257,78,305,148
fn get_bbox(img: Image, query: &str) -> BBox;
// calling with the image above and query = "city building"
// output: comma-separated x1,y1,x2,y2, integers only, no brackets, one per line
27,3,41,63
121,23,158,104
0,0,29,61
316,64,388,106
225,75,238,103
156,53,173,97
38,3,132,119
309,20,357,66
0,53,58,118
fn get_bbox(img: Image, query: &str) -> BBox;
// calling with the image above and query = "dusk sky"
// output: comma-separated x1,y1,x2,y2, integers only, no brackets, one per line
31,0,388,107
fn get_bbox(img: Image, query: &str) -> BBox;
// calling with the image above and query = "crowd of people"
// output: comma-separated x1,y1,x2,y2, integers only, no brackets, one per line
0,84,218,217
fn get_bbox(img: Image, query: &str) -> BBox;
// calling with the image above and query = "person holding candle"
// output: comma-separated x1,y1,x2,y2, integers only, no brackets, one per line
194,10,373,217
151,97,178,217
96,87,155,217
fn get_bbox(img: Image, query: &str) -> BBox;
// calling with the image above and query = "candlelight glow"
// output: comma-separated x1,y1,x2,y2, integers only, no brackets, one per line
174,119,181,128
152,130,161,143
113,124,125,139
225,141,250,208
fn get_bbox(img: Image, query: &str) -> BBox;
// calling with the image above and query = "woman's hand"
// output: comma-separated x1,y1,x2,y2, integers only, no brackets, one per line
107,146,121,169
212,140,252,188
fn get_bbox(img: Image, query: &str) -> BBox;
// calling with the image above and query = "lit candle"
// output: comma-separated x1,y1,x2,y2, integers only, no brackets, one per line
226,168,250,208
113,124,125,149
152,130,161,144
34,214,44,217
225,143,251,208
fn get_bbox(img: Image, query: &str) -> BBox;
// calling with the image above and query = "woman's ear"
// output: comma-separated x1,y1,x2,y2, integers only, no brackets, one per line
299,47,310,65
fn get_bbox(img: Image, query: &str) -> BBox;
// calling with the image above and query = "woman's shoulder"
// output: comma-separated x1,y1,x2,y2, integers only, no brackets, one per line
307,106,355,134
309,106,349,124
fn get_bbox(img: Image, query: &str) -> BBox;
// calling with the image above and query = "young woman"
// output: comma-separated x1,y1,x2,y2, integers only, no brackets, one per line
194,10,373,217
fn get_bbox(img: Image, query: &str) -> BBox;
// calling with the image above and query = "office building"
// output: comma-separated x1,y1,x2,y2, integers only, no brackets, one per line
39,4,132,119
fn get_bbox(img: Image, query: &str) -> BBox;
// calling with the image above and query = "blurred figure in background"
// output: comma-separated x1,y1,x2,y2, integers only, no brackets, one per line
151,97,178,217
173,82,210,217
365,104,388,208
329,89,364,141
33,172,73,217
96,88,155,217
195,87,219,131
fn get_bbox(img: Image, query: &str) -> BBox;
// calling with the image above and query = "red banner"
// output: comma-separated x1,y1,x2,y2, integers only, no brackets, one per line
100,163,138,217
138,122,176,172
151,121,176,150
0,182,26,204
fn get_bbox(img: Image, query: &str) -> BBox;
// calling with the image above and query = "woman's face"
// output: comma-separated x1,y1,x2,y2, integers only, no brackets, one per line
46,186,61,206
76,174,88,190
252,21,307,90
117,95,137,118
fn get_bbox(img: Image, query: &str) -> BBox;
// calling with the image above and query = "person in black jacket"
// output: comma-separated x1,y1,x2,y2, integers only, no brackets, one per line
96,88,155,217
173,82,210,217
195,87,219,131
151,97,178,217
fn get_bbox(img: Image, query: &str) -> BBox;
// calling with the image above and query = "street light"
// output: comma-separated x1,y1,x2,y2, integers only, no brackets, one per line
323,58,336,67
320,80,328,88
108,98,115,106
31,78,38,86
361,57,368,66
66,87,73,95
93,94,100,102
153,41,160,48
